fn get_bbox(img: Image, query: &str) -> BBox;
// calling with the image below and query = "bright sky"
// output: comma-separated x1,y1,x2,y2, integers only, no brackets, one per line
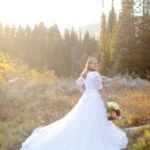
0,0,121,31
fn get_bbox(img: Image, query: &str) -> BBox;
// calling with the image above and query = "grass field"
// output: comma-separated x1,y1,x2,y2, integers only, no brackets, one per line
0,53,150,150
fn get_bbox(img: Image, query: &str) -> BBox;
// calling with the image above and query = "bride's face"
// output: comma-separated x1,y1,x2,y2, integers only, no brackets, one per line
89,60,99,71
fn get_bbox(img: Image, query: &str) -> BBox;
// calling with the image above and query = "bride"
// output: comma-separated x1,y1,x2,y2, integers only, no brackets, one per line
21,56,128,150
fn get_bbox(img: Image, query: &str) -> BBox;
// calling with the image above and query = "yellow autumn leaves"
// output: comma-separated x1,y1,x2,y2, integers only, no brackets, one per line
0,52,56,86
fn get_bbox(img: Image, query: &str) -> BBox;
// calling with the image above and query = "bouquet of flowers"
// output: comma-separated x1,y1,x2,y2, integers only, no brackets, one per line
106,102,121,121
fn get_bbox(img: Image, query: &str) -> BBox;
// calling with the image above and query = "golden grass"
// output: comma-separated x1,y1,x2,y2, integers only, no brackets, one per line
117,88,150,126
0,52,150,149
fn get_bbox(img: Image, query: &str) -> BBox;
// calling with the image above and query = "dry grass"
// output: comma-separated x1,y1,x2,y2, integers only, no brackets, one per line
0,52,150,149
0,79,81,150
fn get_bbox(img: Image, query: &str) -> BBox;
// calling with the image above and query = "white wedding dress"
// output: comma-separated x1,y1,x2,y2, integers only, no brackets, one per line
21,71,128,150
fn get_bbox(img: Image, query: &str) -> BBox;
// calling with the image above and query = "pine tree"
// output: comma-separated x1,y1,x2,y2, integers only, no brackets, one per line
135,0,150,78
106,0,117,75
99,13,107,74
115,0,135,75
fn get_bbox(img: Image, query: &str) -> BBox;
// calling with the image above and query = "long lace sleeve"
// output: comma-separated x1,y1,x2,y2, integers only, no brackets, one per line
75,76,84,86
95,72,103,90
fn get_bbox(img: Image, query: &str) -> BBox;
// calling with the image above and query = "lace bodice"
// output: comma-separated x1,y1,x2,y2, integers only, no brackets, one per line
75,71,103,90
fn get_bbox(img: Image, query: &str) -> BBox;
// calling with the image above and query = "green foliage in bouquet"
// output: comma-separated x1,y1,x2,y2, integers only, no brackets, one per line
107,105,116,112
106,102,121,121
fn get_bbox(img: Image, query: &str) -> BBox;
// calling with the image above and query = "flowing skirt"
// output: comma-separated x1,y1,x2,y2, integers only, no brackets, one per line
21,89,128,150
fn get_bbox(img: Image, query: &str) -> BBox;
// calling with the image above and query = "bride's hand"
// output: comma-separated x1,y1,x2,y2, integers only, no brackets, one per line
104,102,108,109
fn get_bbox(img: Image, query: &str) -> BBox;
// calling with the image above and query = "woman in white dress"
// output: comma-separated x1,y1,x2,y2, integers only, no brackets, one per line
21,56,128,150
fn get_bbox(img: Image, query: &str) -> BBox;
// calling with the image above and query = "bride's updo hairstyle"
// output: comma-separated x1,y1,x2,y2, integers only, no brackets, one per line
81,56,98,79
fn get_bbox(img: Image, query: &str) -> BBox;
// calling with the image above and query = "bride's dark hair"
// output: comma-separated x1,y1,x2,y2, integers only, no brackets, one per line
81,56,98,79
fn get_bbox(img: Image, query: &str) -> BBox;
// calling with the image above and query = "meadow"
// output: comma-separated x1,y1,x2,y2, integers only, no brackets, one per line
0,52,150,150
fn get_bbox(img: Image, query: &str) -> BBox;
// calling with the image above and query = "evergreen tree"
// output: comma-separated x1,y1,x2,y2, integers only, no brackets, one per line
135,0,150,78
106,0,117,75
115,0,135,75
99,13,107,74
